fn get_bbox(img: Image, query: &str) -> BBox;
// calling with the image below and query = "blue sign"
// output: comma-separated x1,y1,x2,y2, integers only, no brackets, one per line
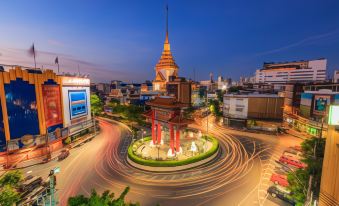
5,78,40,140
69,90,88,119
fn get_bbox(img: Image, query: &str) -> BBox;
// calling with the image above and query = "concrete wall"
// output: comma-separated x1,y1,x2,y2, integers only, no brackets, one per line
247,97,284,120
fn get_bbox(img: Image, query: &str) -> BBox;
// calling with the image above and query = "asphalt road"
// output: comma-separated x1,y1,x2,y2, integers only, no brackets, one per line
22,117,301,206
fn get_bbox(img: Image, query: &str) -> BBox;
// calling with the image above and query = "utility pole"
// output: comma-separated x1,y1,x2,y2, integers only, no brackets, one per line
92,111,96,136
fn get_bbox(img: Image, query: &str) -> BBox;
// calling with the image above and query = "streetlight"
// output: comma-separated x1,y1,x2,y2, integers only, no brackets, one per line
141,129,146,142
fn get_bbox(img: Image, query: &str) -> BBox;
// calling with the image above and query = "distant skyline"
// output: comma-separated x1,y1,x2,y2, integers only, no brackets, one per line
0,0,339,83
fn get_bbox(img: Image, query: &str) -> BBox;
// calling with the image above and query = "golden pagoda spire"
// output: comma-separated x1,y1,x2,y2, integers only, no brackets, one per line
164,4,170,50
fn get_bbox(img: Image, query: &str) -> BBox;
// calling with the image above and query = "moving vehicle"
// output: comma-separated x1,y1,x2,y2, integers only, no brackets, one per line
270,173,289,187
58,149,70,161
18,176,43,193
267,186,295,205
279,155,306,169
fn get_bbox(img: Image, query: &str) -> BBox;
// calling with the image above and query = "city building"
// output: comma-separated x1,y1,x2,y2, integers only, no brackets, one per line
217,76,230,91
319,105,339,206
0,66,92,154
283,83,339,137
279,83,304,114
111,80,123,90
333,70,339,83
141,81,153,92
255,59,327,87
223,93,284,127
153,10,179,92
96,83,111,95
166,76,191,106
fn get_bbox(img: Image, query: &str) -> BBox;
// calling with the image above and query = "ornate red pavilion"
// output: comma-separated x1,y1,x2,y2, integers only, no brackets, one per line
144,97,192,156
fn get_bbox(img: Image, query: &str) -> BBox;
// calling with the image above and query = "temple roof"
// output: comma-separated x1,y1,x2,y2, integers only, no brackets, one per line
155,34,179,72
146,96,187,108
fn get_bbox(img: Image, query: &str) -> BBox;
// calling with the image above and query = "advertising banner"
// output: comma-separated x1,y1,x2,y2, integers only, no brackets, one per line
69,90,88,119
4,79,40,139
328,105,339,125
313,95,330,115
335,94,339,105
42,85,63,129
300,93,313,106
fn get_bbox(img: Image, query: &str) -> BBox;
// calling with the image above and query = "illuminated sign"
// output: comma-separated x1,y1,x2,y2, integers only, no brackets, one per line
42,85,63,129
62,76,90,86
69,90,88,119
313,95,330,115
328,105,339,126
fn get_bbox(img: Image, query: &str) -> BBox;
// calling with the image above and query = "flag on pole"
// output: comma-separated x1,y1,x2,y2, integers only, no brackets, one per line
55,56,60,74
28,44,36,57
28,43,37,69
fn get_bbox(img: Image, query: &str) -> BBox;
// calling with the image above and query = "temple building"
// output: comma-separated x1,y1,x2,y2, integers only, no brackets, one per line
153,7,179,92
144,96,192,156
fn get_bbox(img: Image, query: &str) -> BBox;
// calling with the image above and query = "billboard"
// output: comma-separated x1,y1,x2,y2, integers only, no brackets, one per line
300,93,313,106
313,95,330,115
335,94,339,105
69,90,88,119
0,99,6,152
328,105,339,125
42,85,63,132
4,79,40,139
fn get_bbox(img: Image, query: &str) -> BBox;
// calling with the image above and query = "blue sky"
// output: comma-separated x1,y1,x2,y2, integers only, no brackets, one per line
0,0,339,83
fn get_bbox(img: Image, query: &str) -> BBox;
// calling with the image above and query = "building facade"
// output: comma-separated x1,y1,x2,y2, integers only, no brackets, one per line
255,59,327,85
319,122,339,206
223,94,284,127
334,70,339,83
0,66,91,153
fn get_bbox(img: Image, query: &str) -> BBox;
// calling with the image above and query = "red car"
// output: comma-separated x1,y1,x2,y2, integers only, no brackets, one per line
279,155,306,169
270,173,289,187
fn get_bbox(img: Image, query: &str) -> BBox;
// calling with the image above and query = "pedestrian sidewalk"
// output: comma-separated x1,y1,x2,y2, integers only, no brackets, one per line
1,132,97,171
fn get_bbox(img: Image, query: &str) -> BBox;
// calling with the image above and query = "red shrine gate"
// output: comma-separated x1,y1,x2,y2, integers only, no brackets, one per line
144,97,191,155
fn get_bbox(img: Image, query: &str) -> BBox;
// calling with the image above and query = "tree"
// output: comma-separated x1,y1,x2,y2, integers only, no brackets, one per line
208,99,222,117
0,170,23,187
228,86,242,93
0,170,23,206
91,94,104,115
68,187,140,206
0,185,20,206
216,90,225,103
287,137,326,205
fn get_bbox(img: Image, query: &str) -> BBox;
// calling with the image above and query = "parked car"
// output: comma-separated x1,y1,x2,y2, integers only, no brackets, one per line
267,186,295,205
58,149,70,161
284,149,302,159
270,173,289,187
279,155,306,169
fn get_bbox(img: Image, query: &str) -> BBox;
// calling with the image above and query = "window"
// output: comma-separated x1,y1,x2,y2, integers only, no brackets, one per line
236,107,243,112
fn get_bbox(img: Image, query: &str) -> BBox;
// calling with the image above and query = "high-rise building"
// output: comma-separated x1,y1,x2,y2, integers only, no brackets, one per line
255,58,327,84
333,70,339,83
153,7,179,91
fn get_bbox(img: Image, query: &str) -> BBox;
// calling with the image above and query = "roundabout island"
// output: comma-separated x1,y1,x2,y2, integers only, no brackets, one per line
127,134,219,171
127,96,220,171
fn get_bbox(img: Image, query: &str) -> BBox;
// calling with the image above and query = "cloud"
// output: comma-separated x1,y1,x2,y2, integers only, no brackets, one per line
47,39,65,47
255,29,339,56
0,46,134,82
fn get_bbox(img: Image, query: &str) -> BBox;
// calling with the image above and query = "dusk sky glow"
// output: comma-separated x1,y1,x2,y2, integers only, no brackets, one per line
1,0,339,83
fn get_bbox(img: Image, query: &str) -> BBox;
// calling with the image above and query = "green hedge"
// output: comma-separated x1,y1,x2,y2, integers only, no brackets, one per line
127,136,219,167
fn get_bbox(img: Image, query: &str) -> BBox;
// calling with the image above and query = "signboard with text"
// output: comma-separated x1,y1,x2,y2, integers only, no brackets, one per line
42,85,63,129
328,105,339,126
